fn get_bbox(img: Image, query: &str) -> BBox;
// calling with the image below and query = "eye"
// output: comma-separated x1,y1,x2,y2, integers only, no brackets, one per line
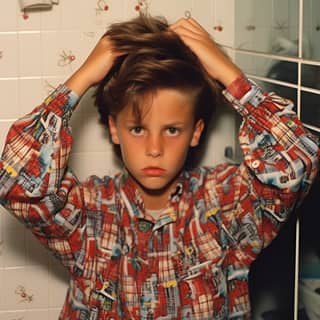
166,127,180,136
129,126,144,136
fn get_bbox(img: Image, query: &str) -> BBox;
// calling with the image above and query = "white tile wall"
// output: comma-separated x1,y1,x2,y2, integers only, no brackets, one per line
0,0,236,318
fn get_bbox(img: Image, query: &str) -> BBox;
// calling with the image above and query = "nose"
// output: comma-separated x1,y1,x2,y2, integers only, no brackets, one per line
146,133,163,158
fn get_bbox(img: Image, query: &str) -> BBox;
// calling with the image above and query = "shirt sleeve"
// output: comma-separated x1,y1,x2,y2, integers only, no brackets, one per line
0,84,85,273
221,75,319,255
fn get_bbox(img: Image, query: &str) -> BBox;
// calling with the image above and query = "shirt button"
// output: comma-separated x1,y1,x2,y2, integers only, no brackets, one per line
252,160,260,169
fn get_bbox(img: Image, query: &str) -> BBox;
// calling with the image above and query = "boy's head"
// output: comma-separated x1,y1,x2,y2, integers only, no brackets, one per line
94,14,222,168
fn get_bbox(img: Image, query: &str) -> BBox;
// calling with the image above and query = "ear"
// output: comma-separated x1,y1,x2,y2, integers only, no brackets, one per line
108,116,120,145
190,119,204,147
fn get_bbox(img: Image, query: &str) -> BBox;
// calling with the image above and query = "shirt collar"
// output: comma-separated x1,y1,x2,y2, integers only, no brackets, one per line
119,170,188,222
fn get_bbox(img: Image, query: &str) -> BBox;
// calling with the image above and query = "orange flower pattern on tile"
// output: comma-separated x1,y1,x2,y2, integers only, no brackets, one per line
15,285,34,303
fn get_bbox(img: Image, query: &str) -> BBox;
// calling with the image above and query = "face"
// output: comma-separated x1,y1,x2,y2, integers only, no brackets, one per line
108,88,204,206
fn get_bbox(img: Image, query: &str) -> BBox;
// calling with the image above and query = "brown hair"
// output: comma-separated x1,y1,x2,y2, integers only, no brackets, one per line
93,14,223,166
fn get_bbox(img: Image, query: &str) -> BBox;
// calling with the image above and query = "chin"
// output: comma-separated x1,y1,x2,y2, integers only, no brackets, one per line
137,177,175,195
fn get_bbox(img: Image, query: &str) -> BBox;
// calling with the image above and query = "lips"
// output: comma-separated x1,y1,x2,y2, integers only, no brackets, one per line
142,167,166,176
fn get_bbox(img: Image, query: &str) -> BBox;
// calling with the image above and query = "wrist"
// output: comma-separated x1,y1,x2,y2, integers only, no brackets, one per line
65,68,92,97
217,64,243,88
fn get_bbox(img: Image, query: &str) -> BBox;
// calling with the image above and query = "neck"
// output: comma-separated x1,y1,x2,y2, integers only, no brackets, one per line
138,185,172,210
124,169,183,210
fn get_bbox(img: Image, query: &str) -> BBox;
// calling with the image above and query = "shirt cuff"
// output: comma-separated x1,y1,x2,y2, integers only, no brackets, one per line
44,84,80,114
224,75,252,100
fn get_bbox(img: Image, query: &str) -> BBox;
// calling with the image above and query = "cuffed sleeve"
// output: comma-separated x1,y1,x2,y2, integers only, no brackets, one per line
222,75,319,252
0,85,86,273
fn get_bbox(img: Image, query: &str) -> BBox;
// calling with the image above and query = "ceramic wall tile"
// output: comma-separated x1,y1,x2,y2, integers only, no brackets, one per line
0,266,49,310
0,80,19,119
146,0,192,23
25,231,49,267
24,310,49,320
70,112,110,153
56,30,84,78
41,77,66,98
192,0,214,32
0,310,49,320
18,78,42,116
254,0,273,28
1,223,27,268
48,260,69,308
0,205,19,229
0,310,26,319
40,4,61,30
0,34,19,78
213,0,235,47
17,6,41,31
0,268,3,310
18,32,42,77
59,0,109,31
123,0,144,20
40,31,61,77
0,268,30,310
0,121,13,153
69,151,121,181
24,265,50,309
99,0,126,25
0,0,18,32
48,308,62,320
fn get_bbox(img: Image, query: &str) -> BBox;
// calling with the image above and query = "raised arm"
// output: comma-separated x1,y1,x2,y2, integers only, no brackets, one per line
170,17,242,87
66,35,121,96
0,35,119,272
171,17,320,253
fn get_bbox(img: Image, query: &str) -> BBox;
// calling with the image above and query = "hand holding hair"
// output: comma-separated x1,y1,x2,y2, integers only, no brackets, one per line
65,36,124,97
170,17,242,87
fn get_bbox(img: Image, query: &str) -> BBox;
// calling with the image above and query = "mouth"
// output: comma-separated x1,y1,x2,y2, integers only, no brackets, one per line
142,167,166,176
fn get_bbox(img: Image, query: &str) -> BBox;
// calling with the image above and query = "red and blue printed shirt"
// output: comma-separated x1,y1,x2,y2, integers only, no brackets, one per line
0,77,319,319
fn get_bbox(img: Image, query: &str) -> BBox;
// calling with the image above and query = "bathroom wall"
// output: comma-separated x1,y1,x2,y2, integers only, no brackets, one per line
0,1,236,319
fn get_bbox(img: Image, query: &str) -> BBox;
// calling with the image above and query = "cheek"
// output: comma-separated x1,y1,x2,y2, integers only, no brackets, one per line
118,137,142,161
166,138,191,160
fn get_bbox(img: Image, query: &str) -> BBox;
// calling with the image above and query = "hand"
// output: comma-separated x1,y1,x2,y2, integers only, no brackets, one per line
65,36,123,96
170,18,242,87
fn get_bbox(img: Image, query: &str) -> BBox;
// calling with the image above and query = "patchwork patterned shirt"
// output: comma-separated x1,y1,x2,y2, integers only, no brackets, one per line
0,77,319,319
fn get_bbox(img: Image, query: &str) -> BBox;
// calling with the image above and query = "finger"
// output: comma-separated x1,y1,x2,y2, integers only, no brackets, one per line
185,18,208,34
170,17,208,36
170,25,208,47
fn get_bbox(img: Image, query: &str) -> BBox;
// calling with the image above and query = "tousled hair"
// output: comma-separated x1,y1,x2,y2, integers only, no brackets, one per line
93,14,224,166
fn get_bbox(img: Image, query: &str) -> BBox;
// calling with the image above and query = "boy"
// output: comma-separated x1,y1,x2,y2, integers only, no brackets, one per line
0,14,319,319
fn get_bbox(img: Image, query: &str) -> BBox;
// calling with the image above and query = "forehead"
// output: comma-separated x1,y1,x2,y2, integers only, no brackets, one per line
119,88,196,122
